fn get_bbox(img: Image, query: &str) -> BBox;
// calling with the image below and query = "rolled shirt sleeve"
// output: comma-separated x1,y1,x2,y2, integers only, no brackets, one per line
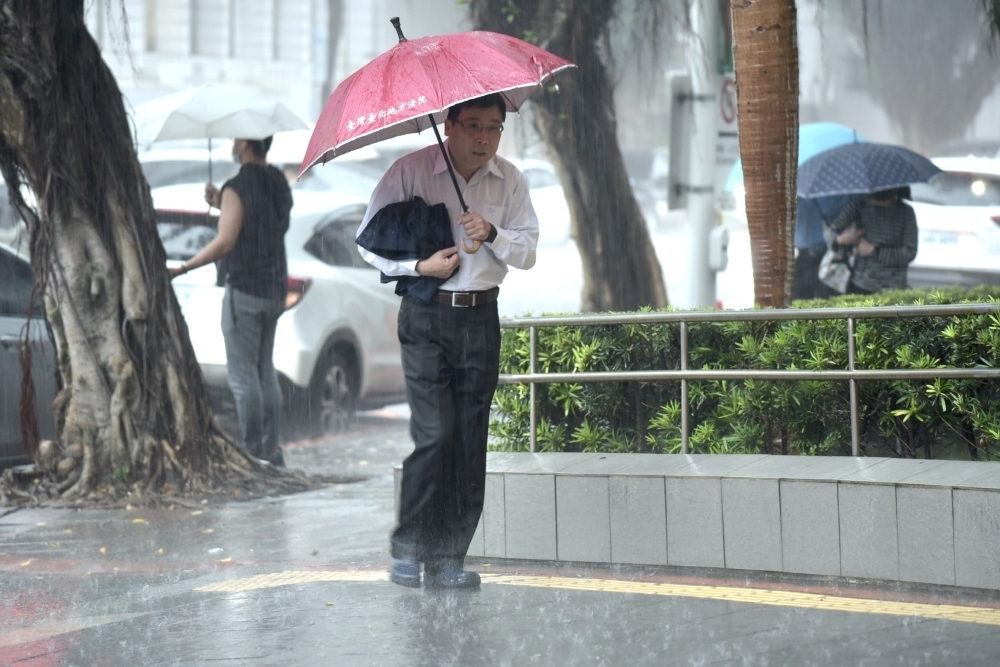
356,161,420,277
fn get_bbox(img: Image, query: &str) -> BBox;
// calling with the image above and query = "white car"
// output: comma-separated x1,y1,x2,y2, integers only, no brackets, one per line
155,185,406,436
907,157,1000,288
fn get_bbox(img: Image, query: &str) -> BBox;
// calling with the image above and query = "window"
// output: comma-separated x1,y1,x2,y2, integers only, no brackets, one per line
0,247,37,318
304,208,374,269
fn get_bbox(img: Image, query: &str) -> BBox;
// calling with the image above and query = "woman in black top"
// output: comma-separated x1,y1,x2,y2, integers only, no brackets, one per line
168,137,292,465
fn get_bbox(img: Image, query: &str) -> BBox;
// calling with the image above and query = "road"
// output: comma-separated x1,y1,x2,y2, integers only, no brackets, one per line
3,411,1000,666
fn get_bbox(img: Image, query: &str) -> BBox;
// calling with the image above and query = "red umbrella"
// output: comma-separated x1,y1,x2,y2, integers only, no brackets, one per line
299,18,574,250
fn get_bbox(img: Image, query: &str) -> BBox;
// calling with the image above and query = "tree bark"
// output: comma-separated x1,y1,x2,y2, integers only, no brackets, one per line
468,0,668,312
731,0,799,309
0,1,303,503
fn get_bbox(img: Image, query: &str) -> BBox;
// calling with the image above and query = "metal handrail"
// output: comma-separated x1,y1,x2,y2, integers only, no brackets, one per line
498,303,1000,456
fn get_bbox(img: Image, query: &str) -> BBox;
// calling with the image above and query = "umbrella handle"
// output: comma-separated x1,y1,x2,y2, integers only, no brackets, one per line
461,238,482,253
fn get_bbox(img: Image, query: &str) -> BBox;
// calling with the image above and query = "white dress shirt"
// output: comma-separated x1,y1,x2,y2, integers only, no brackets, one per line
356,140,539,292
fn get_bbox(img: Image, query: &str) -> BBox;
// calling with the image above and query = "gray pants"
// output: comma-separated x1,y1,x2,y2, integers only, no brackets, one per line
221,286,285,459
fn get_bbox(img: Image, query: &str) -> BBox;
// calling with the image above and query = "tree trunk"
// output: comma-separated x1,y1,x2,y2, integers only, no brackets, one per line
731,0,799,309
468,0,668,312
0,1,304,503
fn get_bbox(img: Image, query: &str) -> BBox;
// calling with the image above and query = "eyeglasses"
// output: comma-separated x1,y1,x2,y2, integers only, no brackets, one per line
452,119,504,137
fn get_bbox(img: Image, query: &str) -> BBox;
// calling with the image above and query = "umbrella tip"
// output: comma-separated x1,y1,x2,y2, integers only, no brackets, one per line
390,17,407,43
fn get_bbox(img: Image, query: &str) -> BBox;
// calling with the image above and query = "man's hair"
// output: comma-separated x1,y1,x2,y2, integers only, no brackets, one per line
246,136,273,159
447,93,507,124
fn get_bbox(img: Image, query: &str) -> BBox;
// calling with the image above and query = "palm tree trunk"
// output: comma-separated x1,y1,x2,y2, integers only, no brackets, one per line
731,0,799,308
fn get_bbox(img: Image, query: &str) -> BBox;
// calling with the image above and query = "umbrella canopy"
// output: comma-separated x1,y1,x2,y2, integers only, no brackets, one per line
133,84,308,144
797,142,943,198
300,23,575,174
726,122,864,193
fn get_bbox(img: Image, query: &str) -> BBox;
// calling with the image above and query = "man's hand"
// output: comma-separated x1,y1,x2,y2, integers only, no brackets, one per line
167,265,187,280
205,183,222,209
458,212,494,242
836,224,864,246
856,238,876,258
416,247,460,279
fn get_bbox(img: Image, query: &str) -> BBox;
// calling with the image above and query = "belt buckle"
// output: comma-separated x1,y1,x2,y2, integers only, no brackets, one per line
451,292,472,308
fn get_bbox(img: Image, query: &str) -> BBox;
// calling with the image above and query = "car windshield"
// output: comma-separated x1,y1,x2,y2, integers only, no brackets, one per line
141,160,241,189
910,173,1000,207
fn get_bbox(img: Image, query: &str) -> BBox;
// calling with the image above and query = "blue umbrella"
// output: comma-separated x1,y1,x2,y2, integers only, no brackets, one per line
725,122,864,193
797,142,942,198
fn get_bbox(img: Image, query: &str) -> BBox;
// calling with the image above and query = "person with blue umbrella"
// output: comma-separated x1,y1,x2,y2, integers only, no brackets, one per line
800,142,941,295
726,122,865,299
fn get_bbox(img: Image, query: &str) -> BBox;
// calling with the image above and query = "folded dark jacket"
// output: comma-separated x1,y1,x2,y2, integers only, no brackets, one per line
355,196,456,303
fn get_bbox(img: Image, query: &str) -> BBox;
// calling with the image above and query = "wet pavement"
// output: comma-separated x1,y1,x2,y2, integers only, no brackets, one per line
3,408,1000,666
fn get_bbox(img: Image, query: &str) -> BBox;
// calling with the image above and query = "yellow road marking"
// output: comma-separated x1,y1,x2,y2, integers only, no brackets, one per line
195,570,387,592
193,570,1000,627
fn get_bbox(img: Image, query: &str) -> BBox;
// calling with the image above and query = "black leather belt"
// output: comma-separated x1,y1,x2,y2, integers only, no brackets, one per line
433,287,500,307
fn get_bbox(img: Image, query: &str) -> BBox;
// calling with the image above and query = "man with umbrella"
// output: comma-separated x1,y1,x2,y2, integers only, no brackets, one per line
357,93,538,588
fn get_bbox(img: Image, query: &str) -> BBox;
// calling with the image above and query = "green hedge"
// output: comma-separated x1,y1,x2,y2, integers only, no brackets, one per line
490,287,1000,460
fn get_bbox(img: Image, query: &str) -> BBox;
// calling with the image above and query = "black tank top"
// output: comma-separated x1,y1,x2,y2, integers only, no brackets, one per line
220,163,292,300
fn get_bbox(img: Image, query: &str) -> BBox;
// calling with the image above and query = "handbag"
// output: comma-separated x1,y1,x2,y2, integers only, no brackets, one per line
818,247,853,294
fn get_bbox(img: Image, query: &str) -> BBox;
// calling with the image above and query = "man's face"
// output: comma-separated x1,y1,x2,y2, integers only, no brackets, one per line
443,105,504,178
231,139,248,163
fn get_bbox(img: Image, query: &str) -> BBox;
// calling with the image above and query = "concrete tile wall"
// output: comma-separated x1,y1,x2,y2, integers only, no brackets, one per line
666,477,724,568
556,476,611,563
780,480,840,576
396,454,1000,591
504,473,557,560
722,478,782,571
954,488,1000,590
896,486,954,586
838,483,899,581
609,476,667,566
482,473,506,558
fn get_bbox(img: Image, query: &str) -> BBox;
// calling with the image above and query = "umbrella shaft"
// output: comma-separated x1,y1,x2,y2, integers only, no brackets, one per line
430,116,469,214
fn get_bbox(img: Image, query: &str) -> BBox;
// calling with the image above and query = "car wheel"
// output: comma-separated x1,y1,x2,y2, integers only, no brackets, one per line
309,350,356,437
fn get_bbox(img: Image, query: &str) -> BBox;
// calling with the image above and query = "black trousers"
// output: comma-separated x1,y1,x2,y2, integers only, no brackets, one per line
793,247,835,301
391,296,501,564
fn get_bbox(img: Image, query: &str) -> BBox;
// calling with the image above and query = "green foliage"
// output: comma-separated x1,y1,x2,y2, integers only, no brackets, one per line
490,287,1000,460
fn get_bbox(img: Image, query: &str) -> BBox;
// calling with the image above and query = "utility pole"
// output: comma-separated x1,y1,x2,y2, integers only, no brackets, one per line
685,0,722,308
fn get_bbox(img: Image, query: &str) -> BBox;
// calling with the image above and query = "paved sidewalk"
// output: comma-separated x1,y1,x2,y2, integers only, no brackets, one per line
3,412,1000,666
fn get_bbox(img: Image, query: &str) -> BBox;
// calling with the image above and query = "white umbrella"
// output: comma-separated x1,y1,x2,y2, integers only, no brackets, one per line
133,84,308,181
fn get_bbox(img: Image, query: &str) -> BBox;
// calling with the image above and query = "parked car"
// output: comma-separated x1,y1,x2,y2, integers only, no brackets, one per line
0,242,55,469
154,185,407,437
907,157,1000,288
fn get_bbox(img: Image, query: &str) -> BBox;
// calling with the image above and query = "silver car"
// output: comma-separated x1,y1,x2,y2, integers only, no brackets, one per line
0,242,56,469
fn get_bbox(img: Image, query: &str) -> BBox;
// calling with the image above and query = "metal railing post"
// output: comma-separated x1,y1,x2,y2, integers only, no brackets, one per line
848,317,860,457
681,321,689,455
529,325,537,453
